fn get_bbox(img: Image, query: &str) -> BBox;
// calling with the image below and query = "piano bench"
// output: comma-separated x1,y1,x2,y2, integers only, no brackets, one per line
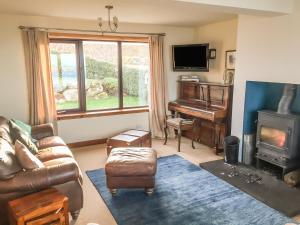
164,117,196,152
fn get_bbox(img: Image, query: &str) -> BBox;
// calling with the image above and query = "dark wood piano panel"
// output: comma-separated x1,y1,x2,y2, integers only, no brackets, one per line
169,81,233,154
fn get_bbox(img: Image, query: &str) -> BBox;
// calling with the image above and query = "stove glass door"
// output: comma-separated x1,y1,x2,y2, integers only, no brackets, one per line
260,126,287,149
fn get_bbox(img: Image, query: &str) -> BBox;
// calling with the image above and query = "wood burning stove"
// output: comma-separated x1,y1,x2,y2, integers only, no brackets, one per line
256,84,300,177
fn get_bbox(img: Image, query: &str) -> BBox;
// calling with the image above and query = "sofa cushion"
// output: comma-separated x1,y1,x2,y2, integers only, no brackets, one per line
42,157,77,167
0,127,12,145
31,124,55,140
37,146,74,162
43,157,83,184
0,116,13,144
9,120,38,155
14,140,44,170
0,139,22,180
36,136,66,149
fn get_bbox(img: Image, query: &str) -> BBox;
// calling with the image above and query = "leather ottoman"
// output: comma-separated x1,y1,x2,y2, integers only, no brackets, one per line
105,147,157,196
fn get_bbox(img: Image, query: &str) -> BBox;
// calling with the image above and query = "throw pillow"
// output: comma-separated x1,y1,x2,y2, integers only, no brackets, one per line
0,139,22,180
11,119,31,136
10,119,37,143
9,120,38,154
14,140,44,170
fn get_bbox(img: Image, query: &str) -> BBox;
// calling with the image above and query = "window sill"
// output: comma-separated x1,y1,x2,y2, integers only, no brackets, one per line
57,107,149,120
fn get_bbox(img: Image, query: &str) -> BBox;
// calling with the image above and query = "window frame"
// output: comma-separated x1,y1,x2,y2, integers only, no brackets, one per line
49,34,150,116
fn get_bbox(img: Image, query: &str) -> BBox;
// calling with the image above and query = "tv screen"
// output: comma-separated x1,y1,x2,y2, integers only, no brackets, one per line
173,44,209,71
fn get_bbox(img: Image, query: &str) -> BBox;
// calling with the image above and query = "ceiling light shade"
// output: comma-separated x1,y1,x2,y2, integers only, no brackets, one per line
98,5,119,33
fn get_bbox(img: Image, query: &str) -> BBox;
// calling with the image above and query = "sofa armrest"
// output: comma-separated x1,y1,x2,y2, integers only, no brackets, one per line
0,161,81,194
31,123,54,140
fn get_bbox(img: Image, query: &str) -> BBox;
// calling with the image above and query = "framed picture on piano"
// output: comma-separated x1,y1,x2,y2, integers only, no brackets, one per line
224,69,235,85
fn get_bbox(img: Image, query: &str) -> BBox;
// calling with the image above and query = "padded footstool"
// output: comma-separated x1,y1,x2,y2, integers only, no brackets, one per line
105,147,157,196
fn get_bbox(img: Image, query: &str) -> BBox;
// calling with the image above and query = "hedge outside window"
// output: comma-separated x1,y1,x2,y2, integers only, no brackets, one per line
49,39,150,113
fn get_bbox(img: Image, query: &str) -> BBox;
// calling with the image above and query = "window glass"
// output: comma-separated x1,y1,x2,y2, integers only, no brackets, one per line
122,42,150,107
49,39,150,114
50,42,79,111
83,41,119,110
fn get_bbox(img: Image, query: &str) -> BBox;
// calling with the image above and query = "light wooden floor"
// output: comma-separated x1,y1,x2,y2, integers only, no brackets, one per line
71,137,300,225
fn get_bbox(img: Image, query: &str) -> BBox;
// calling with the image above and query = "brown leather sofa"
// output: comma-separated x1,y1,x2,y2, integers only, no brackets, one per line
0,116,83,225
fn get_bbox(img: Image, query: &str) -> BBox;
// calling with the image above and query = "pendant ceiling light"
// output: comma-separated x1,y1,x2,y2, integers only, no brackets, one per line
98,5,119,33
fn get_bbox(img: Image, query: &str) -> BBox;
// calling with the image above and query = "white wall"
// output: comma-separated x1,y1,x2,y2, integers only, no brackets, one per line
196,19,238,82
0,14,195,143
232,1,300,156
58,113,149,143
177,0,294,15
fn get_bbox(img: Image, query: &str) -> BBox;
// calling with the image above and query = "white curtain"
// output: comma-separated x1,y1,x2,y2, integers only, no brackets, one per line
149,35,168,138
22,28,57,130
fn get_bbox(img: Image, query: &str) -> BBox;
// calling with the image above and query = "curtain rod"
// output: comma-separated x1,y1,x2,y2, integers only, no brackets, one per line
18,26,166,36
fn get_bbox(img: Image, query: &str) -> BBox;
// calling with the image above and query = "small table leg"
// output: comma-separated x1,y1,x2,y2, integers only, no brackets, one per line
63,199,69,225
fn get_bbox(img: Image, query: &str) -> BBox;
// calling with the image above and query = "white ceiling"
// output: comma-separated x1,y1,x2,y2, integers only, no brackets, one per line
0,0,238,26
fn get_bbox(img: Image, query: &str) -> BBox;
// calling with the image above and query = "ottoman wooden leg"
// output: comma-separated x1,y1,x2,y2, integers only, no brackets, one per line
145,188,154,196
109,189,117,196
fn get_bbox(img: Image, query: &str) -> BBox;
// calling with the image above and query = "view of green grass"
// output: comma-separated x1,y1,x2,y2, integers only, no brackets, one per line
57,96,146,111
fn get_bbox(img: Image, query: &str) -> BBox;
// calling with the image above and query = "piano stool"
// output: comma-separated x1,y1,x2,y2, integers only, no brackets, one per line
164,116,196,152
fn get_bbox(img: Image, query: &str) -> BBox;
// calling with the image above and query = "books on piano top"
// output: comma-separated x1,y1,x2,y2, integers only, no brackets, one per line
180,75,200,82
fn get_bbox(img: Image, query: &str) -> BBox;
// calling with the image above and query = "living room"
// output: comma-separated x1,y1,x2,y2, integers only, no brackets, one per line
0,0,300,225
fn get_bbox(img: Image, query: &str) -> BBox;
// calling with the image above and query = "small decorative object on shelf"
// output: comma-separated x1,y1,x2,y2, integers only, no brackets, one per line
224,69,235,85
225,50,236,70
209,49,216,59
180,75,200,82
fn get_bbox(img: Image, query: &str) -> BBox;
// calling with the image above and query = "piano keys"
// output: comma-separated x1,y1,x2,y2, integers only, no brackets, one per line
168,81,233,154
168,100,227,122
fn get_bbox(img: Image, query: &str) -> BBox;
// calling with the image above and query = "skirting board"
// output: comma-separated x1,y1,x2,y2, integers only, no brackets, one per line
67,138,107,148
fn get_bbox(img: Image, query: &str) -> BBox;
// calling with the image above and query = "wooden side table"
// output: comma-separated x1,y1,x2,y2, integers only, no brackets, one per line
122,129,152,147
106,129,152,156
8,188,69,225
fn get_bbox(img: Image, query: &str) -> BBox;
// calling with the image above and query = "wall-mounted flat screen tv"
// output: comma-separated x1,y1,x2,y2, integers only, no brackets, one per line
172,44,209,71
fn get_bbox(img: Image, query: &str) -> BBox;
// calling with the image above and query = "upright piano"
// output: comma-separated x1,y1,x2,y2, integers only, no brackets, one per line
168,80,233,154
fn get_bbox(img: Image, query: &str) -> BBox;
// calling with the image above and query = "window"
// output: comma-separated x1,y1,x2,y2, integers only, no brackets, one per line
122,42,149,107
49,37,150,114
50,42,80,111
83,41,119,110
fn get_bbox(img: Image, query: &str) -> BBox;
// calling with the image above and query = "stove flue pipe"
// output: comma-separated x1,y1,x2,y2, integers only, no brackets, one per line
277,84,297,114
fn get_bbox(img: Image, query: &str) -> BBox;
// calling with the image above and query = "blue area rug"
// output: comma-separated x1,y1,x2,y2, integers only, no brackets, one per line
86,155,294,225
